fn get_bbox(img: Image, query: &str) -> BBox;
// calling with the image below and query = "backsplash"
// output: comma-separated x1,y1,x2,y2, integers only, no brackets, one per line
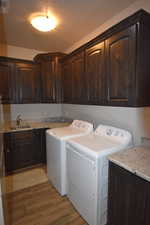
3,104,62,122
62,104,150,145
2,103,150,146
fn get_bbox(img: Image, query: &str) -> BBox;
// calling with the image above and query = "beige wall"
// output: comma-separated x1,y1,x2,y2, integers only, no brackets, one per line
4,104,62,122
0,13,7,56
4,45,45,60
62,105,150,145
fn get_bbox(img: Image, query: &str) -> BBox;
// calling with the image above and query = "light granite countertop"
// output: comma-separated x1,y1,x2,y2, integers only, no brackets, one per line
108,147,150,182
0,121,71,133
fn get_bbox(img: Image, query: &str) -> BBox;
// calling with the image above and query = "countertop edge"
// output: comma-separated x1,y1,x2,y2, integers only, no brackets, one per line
108,148,150,182
1,122,71,133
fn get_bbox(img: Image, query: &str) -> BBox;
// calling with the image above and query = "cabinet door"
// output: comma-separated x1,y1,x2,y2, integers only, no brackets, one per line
71,51,86,104
85,42,106,104
107,162,136,225
107,162,150,225
15,62,40,103
106,25,136,106
4,131,37,173
34,128,47,164
62,60,73,103
0,62,15,103
4,133,12,173
40,60,56,103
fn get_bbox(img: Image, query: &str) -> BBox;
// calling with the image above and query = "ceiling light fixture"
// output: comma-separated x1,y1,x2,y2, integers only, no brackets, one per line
31,15,57,32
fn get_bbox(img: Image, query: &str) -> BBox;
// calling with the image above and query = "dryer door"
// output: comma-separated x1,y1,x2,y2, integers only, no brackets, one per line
67,144,97,225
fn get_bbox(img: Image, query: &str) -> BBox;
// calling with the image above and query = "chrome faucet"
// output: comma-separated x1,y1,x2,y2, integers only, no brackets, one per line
16,114,22,127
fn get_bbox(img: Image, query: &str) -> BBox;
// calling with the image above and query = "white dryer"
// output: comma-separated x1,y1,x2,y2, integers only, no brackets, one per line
46,120,93,196
66,125,132,225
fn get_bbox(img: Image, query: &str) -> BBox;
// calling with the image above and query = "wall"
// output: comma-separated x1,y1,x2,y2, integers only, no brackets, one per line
4,104,62,122
62,105,150,145
0,12,7,56
5,45,45,60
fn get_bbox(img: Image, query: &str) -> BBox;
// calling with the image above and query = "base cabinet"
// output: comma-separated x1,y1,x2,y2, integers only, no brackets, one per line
4,128,47,174
107,162,150,225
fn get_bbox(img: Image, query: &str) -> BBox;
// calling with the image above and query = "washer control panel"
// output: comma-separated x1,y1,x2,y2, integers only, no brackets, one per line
71,120,93,132
95,125,132,144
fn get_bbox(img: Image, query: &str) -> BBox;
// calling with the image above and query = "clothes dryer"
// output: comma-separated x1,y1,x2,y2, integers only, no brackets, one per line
66,125,132,225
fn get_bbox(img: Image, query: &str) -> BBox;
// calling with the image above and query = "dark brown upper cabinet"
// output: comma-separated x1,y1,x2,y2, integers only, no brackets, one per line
105,25,136,106
34,53,66,103
0,60,15,103
62,59,73,103
62,51,87,104
85,42,106,105
62,9,150,107
0,57,40,104
71,51,87,104
15,62,40,103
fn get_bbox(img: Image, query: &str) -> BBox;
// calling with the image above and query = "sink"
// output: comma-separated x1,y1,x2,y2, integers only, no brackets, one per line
10,125,31,130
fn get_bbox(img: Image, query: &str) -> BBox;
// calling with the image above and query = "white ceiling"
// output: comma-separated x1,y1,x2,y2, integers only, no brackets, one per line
4,0,137,52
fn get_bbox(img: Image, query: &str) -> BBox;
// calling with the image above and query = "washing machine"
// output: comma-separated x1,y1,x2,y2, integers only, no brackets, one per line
46,120,93,196
66,125,132,225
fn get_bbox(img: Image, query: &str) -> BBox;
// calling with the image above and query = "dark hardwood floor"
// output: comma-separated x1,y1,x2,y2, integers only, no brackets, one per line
5,181,88,225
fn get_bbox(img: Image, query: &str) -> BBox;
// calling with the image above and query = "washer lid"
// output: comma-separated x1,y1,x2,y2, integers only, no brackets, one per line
67,134,129,158
46,120,93,140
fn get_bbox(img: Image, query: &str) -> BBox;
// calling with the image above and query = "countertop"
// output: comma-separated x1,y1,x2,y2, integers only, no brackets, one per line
108,147,150,182
0,120,71,133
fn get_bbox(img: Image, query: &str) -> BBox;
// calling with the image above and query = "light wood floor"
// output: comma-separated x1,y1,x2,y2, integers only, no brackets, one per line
5,167,48,193
5,181,88,225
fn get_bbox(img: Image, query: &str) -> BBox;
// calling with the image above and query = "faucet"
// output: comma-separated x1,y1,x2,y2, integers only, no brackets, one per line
16,114,22,127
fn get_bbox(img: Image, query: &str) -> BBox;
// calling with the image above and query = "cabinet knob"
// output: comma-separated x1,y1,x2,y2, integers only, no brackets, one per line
7,148,10,153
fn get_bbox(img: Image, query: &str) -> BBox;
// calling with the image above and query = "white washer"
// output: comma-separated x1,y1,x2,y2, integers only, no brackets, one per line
66,125,132,225
46,120,93,196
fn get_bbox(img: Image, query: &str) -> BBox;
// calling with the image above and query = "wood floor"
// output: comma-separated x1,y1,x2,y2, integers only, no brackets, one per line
5,181,88,225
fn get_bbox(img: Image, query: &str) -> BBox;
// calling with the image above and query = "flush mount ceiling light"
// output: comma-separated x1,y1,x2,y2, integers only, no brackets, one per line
31,15,57,32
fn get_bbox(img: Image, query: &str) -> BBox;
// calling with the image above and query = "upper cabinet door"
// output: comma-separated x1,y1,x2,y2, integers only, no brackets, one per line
15,62,40,103
85,42,106,104
34,53,66,103
0,62,14,103
40,60,56,103
71,51,86,104
106,25,136,106
62,60,73,103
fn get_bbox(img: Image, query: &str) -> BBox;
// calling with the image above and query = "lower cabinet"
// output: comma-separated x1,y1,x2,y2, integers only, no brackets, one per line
107,162,150,225
4,128,47,174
